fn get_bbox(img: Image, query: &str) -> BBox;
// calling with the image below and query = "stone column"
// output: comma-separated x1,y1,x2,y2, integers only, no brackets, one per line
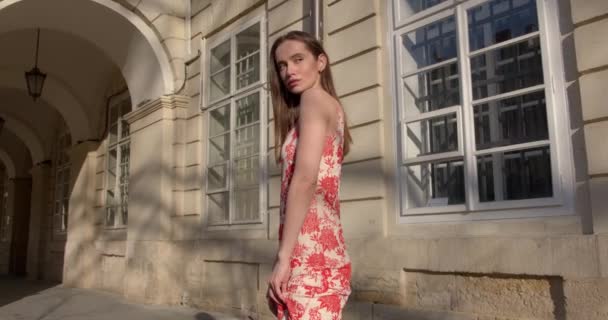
26,162,51,280
63,141,101,288
122,94,189,303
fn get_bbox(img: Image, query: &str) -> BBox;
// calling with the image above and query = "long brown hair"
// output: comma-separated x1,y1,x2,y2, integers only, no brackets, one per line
269,31,353,164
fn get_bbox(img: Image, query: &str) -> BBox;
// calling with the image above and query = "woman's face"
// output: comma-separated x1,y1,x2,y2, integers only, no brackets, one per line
274,39,326,94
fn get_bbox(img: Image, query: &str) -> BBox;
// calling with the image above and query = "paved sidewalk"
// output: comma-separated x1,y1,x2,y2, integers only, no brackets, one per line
0,276,239,320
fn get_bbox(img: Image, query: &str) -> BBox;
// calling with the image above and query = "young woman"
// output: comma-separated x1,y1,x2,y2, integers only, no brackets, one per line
267,31,354,320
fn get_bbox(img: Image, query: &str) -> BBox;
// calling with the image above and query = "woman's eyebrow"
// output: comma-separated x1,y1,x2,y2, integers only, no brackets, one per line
276,53,304,65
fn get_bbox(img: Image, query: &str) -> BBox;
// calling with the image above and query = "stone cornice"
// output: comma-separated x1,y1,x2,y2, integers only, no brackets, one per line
123,95,190,124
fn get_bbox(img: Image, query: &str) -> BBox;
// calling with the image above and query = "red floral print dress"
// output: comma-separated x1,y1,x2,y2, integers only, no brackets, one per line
276,104,351,320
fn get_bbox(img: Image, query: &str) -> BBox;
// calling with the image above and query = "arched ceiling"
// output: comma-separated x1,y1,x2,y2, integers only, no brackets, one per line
0,0,176,168
0,0,175,106
0,29,120,142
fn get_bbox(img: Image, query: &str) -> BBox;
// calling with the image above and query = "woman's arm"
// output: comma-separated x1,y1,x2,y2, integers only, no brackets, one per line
268,87,332,301
278,88,331,262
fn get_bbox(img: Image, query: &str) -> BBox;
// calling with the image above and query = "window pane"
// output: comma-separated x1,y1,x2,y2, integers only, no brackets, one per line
109,124,118,145
235,156,259,188
208,192,229,224
210,40,230,74
121,203,128,226
61,199,69,231
236,92,260,127
406,113,458,158
471,37,543,100
107,148,117,187
401,15,457,74
236,23,260,89
398,0,448,20
119,143,130,184
208,164,228,190
209,105,230,136
405,159,465,208
237,23,260,59
403,62,460,116
234,187,259,222
236,53,260,89
106,207,116,227
106,189,115,207
121,120,130,138
468,0,538,52
474,91,548,150
109,106,118,125
210,69,231,101
235,125,260,158
209,134,230,164
477,146,552,202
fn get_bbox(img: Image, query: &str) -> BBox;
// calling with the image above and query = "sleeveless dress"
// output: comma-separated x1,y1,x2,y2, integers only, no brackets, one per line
276,103,351,320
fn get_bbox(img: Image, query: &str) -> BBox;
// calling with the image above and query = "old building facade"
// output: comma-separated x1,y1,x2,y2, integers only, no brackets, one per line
0,0,607,319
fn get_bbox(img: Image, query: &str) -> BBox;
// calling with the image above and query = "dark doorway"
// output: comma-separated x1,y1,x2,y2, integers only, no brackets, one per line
8,177,32,277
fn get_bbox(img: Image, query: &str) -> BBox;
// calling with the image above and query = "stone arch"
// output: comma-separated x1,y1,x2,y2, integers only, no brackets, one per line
0,114,44,164
0,129,32,178
0,0,175,107
0,149,16,178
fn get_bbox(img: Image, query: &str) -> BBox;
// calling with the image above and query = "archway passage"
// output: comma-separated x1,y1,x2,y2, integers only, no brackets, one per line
0,131,32,277
0,0,177,281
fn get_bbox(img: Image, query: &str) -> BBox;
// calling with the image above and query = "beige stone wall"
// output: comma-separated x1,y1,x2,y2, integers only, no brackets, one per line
571,0,608,236
50,0,608,319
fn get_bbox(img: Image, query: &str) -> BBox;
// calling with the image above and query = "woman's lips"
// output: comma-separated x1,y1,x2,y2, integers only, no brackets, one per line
287,79,299,88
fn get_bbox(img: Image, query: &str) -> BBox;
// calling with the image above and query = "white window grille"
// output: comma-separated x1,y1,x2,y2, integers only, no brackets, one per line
53,132,71,234
391,0,573,221
204,16,267,226
105,92,131,228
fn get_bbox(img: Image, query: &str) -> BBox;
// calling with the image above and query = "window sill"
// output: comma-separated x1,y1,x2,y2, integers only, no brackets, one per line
398,203,573,224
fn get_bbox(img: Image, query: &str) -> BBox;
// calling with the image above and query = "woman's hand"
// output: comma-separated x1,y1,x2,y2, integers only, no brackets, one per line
268,257,291,304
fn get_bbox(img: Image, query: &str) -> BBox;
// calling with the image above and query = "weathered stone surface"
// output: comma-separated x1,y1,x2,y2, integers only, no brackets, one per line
373,304,476,320
347,122,382,163
574,18,608,72
268,0,305,34
333,49,381,96
200,261,259,317
451,276,555,319
351,267,403,305
564,278,608,320
570,0,608,24
580,69,608,121
325,15,379,62
325,0,377,34
343,301,373,320
590,177,608,235
101,255,126,294
600,235,608,277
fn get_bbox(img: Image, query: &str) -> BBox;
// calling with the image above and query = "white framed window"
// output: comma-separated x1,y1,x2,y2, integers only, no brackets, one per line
104,92,131,228
203,15,267,226
53,132,71,234
0,170,8,242
390,0,573,222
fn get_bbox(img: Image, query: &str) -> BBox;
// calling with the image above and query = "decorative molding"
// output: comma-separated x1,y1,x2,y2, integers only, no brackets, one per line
123,94,190,124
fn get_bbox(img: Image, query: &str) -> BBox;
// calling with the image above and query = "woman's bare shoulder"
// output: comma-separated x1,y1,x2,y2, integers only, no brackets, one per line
300,88,338,119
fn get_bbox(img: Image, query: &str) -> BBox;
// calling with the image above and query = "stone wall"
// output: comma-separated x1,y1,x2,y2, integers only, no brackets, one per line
50,0,608,319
